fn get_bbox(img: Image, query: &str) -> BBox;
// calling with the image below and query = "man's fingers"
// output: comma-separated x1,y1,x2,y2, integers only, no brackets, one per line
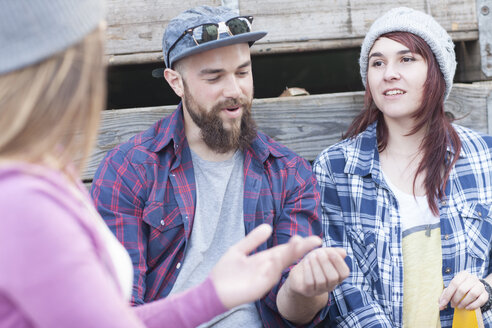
290,235,322,259
273,235,322,268
234,224,272,254
333,247,347,258
313,249,349,289
302,256,315,293
328,250,350,282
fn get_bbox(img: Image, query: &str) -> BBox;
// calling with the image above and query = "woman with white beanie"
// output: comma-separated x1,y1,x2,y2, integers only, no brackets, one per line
0,1,323,327
314,7,492,327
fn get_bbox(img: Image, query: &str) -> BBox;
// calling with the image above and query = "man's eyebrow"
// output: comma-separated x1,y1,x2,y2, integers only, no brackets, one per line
199,60,251,75
199,68,224,75
238,60,251,69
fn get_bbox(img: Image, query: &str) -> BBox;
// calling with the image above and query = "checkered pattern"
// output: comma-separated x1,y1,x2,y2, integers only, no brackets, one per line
91,104,324,327
314,122,492,327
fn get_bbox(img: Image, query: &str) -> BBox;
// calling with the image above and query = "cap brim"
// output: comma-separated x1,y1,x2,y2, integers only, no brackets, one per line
172,31,267,65
152,30,267,78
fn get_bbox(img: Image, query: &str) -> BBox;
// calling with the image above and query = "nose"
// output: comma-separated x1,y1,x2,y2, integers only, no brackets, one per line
222,75,242,99
383,62,400,81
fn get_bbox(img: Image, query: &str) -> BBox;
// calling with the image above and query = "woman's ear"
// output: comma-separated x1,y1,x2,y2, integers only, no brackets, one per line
164,68,184,98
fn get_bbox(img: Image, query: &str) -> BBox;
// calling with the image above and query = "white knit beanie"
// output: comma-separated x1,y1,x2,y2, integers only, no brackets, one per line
0,0,105,75
359,7,456,99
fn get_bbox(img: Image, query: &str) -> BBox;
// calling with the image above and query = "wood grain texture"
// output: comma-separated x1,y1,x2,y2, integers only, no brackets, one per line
105,0,478,63
82,83,491,180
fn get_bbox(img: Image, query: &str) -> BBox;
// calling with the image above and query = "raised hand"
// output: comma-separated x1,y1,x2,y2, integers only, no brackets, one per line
209,224,322,310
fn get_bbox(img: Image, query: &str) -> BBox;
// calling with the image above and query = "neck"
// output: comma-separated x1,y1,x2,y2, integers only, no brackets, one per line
383,118,427,157
188,139,237,162
380,119,428,196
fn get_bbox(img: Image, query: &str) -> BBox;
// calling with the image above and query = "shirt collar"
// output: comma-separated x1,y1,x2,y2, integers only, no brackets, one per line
248,132,286,164
344,121,465,179
343,121,379,178
148,103,283,163
147,103,187,154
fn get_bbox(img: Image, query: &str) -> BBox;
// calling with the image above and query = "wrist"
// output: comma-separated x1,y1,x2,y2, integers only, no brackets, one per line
479,279,492,312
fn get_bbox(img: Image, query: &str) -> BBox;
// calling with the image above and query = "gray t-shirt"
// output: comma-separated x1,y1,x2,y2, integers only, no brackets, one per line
169,150,262,327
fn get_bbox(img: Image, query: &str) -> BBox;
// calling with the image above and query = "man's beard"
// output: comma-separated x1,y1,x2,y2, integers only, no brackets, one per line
183,83,257,154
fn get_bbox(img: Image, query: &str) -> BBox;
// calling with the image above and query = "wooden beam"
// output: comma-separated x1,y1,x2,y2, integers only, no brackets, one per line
107,31,479,65
105,0,479,65
476,0,492,77
82,83,492,181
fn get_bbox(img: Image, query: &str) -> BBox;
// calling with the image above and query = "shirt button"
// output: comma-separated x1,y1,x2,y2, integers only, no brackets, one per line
160,220,165,225
444,234,450,240
441,200,447,206
478,212,483,217
445,267,452,274
176,262,181,269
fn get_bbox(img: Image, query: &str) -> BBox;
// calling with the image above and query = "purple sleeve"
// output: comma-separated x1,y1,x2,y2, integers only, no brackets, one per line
0,177,225,328
134,277,227,327
0,183,145,328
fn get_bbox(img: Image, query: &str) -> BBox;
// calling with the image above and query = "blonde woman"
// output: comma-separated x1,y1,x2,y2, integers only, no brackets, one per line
0,1,322,327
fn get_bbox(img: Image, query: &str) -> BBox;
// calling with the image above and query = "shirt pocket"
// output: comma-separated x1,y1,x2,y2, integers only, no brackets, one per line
143,201,183,233
347,228,380,284
460,202,492,261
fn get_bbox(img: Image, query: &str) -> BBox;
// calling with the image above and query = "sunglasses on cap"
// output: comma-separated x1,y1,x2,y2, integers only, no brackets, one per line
167,16,254,68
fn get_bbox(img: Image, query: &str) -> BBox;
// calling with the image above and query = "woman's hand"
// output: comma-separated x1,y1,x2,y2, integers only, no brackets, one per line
439,271,489,310
210,224,322,309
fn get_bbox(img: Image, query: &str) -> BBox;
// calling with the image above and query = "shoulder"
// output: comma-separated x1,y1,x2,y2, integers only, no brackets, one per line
0,166,65,208
255,131,311,169
0,166,90,248
315,123,378,175
314,135,360,175
453,124,492,152
100,111,179,171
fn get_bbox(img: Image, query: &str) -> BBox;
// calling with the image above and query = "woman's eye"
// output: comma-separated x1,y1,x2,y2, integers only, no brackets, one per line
371,60,383,67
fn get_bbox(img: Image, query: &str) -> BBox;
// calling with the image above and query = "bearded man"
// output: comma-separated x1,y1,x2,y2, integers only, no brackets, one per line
91,5,348,327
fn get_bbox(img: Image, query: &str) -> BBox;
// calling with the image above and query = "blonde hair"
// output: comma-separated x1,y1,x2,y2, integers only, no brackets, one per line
0,27,105,176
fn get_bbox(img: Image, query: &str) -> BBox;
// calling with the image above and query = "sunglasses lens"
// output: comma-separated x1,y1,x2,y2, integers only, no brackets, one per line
226,17,251,35
193,24,218,44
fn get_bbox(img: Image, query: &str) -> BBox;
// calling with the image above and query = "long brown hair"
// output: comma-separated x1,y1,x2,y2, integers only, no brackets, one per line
344,32,461,215
0,27,105,176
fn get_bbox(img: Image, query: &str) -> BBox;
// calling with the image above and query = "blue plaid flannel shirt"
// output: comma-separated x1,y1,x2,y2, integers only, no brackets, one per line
314,121,492,328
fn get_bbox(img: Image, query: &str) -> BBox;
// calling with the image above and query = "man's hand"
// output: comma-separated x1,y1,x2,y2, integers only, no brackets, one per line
210,224,322,310
439,271,489,310
277,246,350,324
285,247,349,297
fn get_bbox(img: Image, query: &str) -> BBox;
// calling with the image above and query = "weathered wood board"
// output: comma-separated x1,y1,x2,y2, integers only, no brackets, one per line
105,0,478,64
82,83,492,181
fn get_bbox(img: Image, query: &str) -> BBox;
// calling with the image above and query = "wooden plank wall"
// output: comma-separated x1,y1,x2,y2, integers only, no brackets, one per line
106,0,478,64
82,83,492,181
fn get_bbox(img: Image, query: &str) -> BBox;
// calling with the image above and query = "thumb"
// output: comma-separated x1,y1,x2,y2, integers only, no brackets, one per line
233,224,272,255
281,235,322,267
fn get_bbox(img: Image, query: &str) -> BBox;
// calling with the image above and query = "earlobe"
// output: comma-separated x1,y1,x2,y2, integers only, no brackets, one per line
164,68,184,98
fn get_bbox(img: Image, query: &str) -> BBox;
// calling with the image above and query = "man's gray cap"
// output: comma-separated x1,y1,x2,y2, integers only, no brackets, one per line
0,0,105,75
359,7,456,99
162,5,266,69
